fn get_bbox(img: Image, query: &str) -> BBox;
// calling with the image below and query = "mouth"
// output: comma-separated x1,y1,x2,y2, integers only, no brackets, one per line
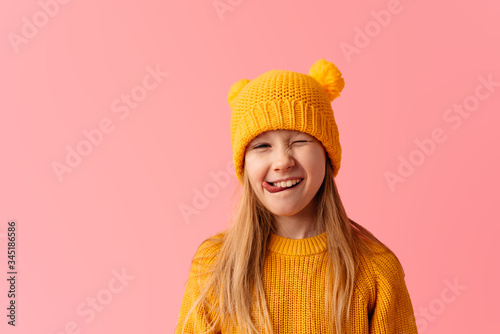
262,179,304,193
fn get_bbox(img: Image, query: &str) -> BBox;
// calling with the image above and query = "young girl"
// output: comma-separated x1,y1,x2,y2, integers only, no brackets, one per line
175,59,418,334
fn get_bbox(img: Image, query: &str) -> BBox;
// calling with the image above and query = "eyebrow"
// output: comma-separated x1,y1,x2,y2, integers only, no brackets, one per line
250,133,312,144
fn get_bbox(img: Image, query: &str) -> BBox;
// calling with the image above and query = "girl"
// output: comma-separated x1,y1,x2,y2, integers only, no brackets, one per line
175,59,418,334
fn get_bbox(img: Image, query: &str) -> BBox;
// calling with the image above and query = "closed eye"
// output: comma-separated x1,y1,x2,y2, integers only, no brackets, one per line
253,141,308,149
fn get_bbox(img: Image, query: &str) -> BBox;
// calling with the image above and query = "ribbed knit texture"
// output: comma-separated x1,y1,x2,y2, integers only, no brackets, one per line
175,232,419,334
228,59,345,185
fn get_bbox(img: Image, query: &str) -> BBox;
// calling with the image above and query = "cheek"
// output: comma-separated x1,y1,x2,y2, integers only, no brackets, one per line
304,155,326,183
246,156,266,174
245,163,266,186
308,165,325,184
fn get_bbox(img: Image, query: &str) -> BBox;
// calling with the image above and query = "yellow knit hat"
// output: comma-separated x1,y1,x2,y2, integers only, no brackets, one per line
228,59,345,185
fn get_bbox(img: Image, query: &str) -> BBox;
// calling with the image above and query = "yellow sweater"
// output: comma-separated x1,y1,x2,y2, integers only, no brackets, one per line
175,231,418,333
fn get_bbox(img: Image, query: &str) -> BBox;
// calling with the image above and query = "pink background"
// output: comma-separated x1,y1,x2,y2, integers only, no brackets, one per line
1,0,499,333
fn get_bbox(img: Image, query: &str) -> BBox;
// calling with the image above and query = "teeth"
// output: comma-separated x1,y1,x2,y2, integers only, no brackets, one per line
271,179,302,188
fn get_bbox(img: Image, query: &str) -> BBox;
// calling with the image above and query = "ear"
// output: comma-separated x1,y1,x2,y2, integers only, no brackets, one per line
308,59,345,102
227,78,250,106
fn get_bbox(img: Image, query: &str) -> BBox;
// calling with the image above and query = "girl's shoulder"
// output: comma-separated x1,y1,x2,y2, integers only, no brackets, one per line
356,238,407,285
184,230,227,284
191,230,227,265
354,239,409,308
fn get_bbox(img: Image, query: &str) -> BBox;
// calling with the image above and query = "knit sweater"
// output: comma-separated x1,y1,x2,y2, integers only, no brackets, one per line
175,231,418,334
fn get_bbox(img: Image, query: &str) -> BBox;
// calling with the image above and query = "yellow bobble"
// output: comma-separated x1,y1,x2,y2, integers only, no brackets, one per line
227,78,250,106
308,59,345,102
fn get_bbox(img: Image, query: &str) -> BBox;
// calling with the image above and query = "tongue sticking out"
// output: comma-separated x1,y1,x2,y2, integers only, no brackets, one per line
263,179,303,193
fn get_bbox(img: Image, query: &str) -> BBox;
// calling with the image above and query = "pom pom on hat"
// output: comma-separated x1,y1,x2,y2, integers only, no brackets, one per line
308,59,345,102
227,78,250,106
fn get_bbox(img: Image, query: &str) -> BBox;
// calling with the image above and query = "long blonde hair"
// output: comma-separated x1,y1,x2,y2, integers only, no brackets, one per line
179,155,398,333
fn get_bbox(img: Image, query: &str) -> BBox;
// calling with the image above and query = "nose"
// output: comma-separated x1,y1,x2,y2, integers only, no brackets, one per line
272,147,296,171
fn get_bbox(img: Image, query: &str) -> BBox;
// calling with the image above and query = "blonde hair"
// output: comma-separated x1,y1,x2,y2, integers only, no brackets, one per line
179,154,398,333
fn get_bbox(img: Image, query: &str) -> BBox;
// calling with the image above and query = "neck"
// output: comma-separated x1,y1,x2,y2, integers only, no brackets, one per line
274,214,323,239
273,199,321,239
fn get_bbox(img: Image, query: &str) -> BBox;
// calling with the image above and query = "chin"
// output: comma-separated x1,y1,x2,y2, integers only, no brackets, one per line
268,205,306,217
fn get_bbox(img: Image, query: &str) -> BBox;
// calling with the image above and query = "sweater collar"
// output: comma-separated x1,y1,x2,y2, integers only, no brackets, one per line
268,231,327,256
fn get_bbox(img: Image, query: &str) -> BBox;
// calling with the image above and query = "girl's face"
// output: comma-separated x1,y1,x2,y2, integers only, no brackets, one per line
244,129,326,218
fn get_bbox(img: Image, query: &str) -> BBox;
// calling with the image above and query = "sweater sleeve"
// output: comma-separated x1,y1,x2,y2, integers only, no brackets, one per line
175,239,221,334
369,251,418,334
